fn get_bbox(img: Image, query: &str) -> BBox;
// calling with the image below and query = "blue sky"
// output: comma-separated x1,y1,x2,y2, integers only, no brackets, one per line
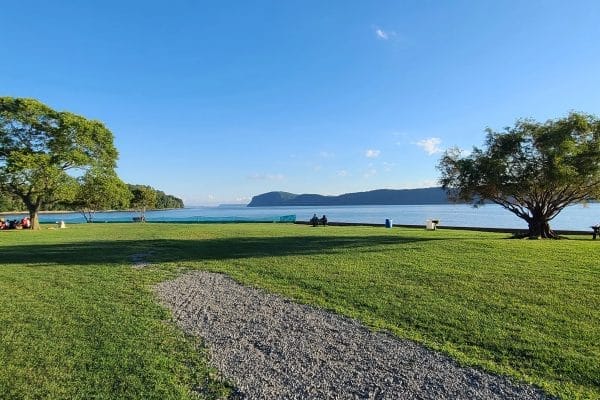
2,1,600,205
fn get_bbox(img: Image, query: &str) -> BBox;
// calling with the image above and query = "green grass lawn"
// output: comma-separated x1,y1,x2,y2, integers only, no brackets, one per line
0,223,598,399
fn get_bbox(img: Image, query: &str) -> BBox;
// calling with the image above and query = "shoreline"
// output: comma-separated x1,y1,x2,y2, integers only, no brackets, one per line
294,221,592,235
1,208,595,234
2,216,591,236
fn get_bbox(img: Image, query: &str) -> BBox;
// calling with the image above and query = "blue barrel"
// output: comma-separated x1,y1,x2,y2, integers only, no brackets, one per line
385,218,393,228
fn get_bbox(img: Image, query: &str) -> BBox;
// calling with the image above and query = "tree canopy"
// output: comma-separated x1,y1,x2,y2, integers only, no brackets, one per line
127,184,184,210
130,185,158,220
0,97,118,229
438,112,600,238
74,170,132,223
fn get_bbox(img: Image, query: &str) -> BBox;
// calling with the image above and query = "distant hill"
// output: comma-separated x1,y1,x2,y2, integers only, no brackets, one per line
247,187,453,207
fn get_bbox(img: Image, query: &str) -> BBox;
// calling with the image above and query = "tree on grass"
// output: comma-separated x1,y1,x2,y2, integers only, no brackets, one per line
74,170,132,223
0,97,119,229
130,185,157,221
438,112,600,238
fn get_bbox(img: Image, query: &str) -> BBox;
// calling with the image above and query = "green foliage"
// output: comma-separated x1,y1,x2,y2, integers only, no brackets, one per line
0,97,184,217
0,190,24,211
155,190,185,209
128,184,184,210
439,112,600,237
0,97,119,228
0,184,185,213
0,224,597,399
130,185,158,219
74,170,133,222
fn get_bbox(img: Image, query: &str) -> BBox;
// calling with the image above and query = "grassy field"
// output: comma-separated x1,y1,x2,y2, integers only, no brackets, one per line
0,223,598,399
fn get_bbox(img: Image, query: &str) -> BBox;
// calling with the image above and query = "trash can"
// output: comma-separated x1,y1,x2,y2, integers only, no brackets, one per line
426,219,439,230
385,218,393,228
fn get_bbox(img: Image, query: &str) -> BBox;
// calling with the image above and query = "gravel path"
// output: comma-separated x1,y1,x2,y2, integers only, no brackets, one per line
155,271,551,400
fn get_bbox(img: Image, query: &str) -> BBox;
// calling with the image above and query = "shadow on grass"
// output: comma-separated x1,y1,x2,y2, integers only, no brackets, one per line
0,235,440,266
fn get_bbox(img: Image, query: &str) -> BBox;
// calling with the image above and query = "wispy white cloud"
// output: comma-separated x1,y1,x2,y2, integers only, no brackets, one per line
247,173,285,181
319,151,335,158
337,170,349,177
374,26,397,41
414,138,443,155
365,149,381,158
375,28,389,40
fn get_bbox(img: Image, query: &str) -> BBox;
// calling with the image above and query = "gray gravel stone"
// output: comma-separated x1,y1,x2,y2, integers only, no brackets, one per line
155,271,552,400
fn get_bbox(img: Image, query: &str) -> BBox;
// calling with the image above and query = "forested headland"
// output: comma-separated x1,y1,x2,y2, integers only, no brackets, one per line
248,187,452,207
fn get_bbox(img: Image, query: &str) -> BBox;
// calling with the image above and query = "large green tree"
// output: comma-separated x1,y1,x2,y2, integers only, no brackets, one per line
74,170,132,223
130,185,157,221
0,97,118,229
438,112,600,238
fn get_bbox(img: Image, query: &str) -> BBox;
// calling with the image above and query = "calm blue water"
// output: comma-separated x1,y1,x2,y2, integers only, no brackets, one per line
5,204,599,231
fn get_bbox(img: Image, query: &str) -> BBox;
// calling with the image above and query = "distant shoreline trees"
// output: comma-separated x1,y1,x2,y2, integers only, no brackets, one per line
0,183,184,214
127,184,184,210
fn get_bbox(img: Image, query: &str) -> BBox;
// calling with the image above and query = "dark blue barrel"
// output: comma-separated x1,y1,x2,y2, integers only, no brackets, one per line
385,218,393,228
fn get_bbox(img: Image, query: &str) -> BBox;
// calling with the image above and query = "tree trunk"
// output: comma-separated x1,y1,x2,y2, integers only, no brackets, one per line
527,216,558,239
27,204,41,230
80,210,88,223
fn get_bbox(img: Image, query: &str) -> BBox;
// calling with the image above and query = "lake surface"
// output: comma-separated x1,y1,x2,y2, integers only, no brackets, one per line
6,203,599,231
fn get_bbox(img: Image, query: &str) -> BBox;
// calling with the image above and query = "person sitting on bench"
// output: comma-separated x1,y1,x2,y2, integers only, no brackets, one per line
310,214,319,227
